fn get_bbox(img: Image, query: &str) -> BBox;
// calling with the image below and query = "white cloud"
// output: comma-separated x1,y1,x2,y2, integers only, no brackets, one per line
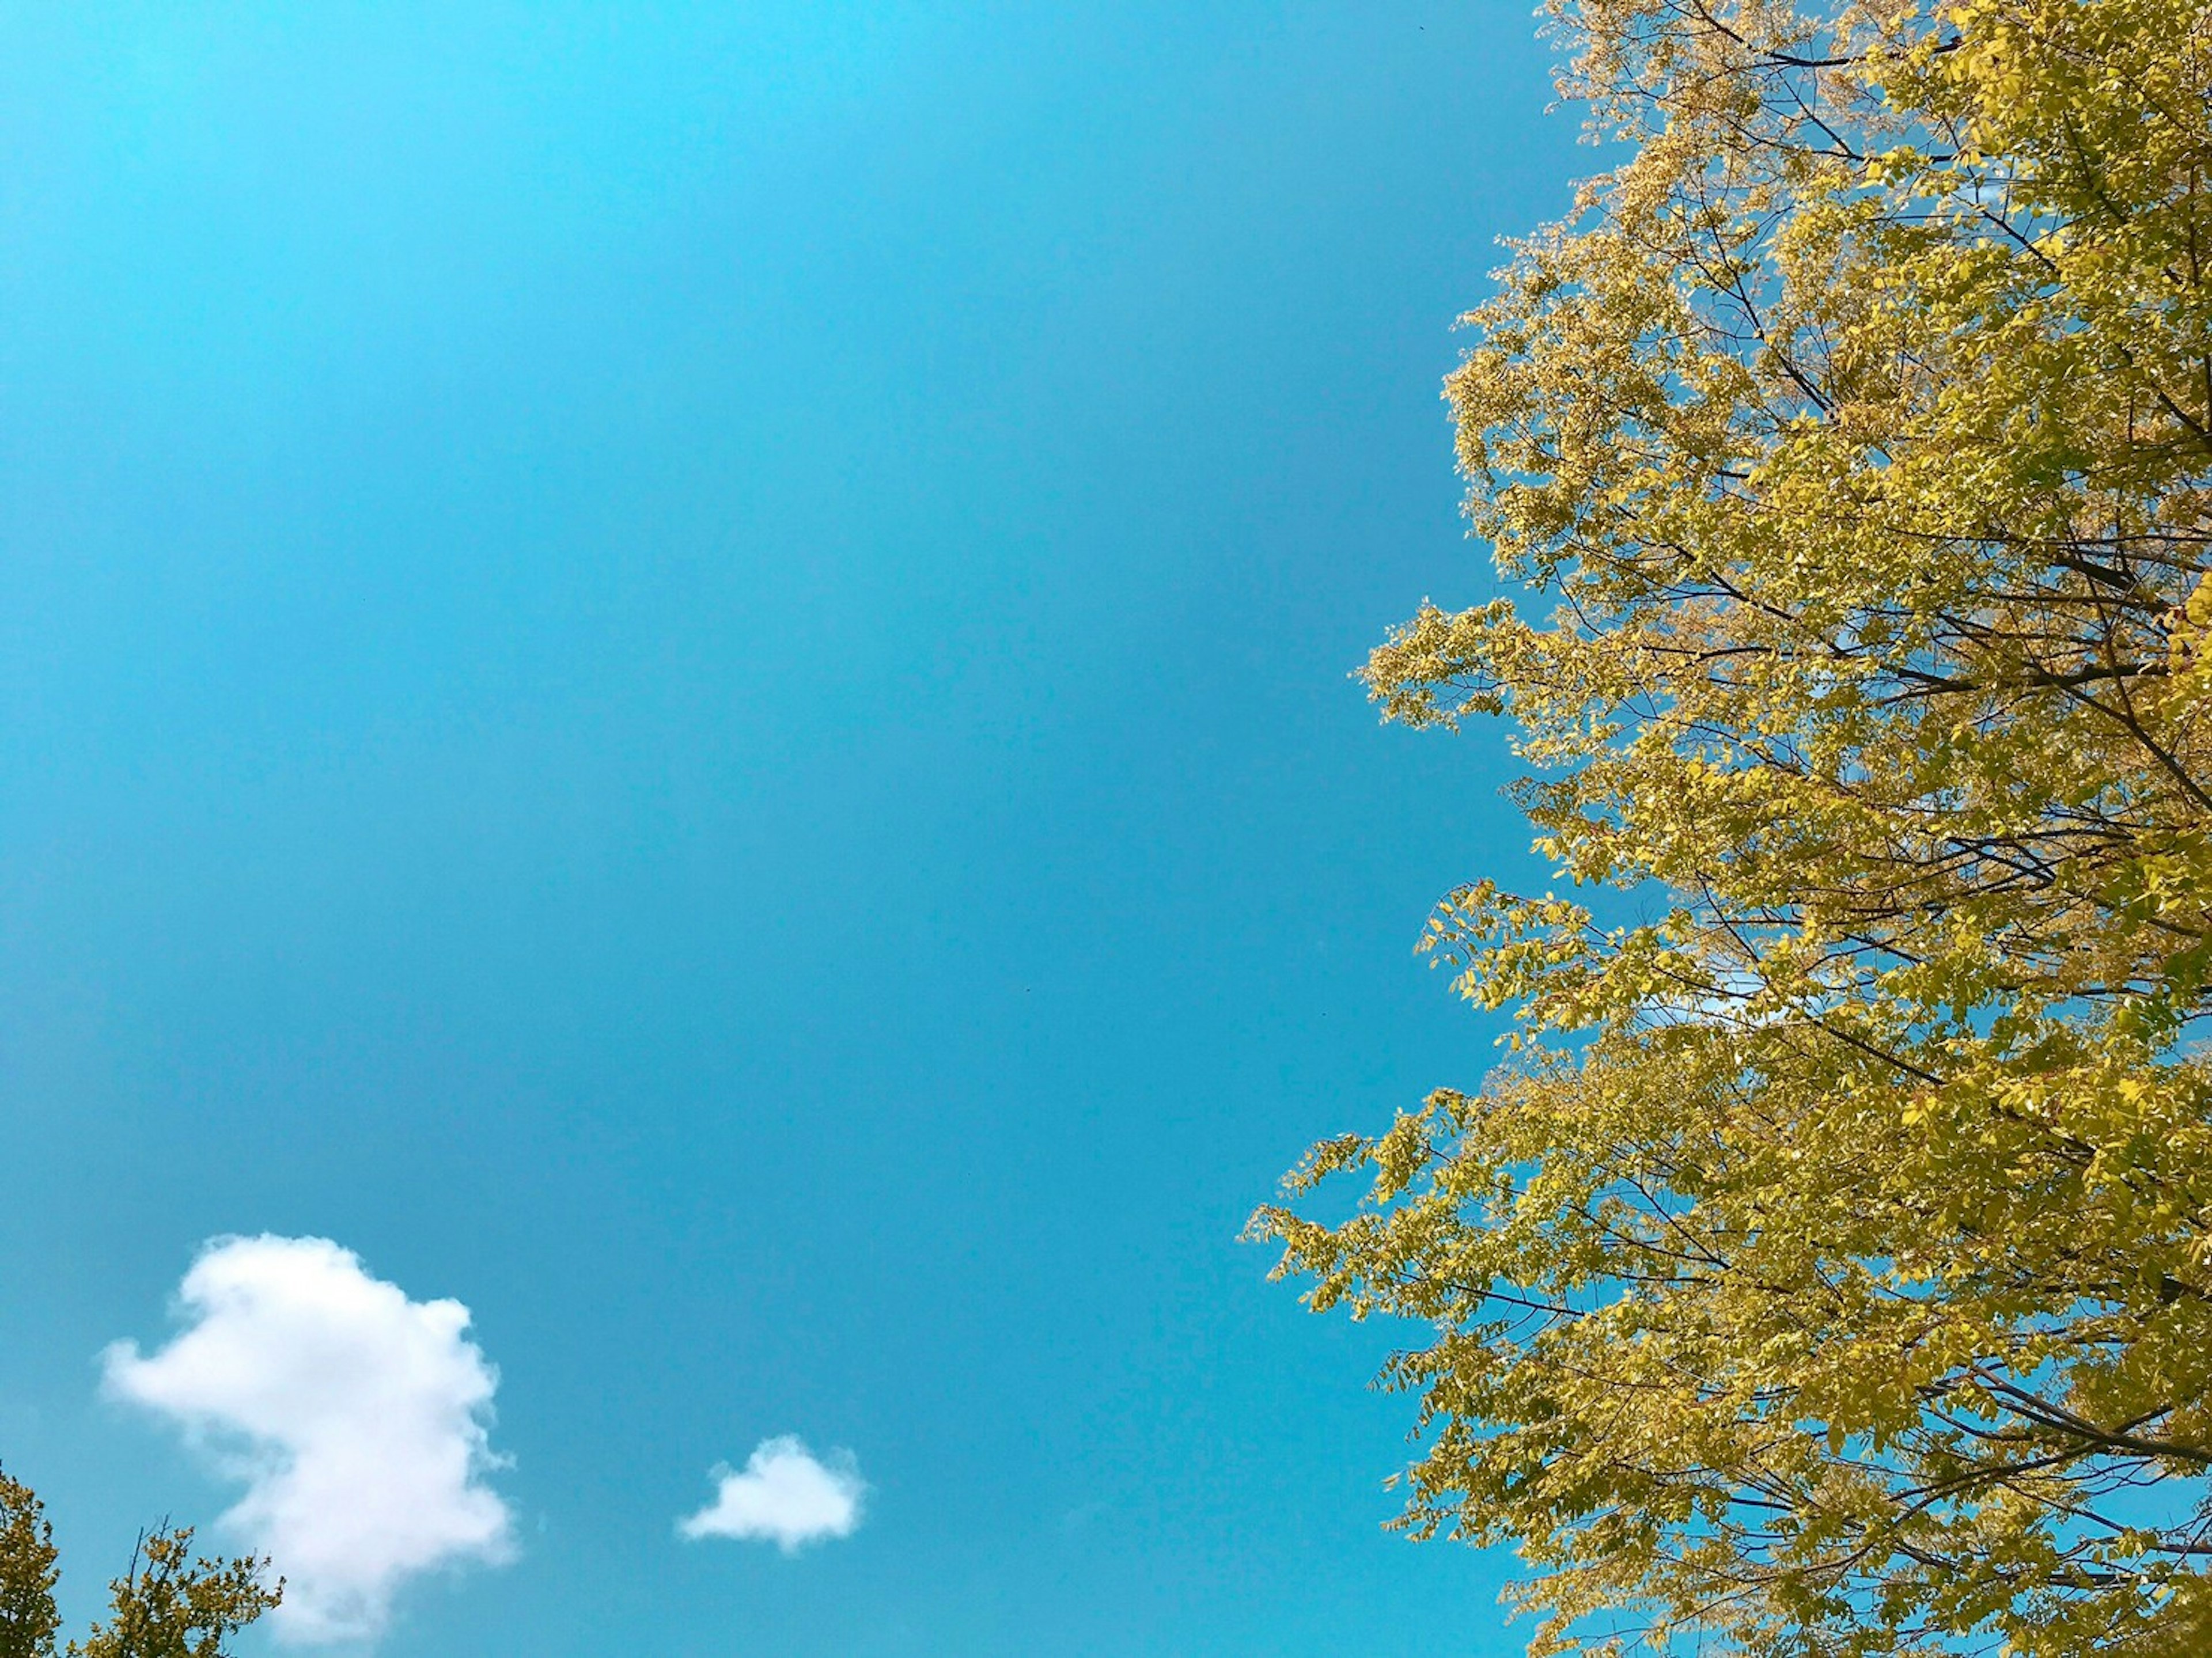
678,1437,865,1552
102,1235,514,1645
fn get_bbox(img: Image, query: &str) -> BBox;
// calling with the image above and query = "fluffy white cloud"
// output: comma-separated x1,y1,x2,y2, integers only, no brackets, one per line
678,1437,865,1552
102,1235,514,1645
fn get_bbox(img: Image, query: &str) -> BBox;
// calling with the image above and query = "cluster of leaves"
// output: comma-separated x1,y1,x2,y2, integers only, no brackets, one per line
1251,0,2212,1652
0,1471,276,1658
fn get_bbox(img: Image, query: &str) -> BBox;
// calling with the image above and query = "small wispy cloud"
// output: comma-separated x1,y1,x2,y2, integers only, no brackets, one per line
678,1437,865,1552
102,1235,514,1645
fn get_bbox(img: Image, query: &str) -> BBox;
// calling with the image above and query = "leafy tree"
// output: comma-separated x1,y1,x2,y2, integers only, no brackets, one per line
0,1471,275,1658
0,1474,60,1658
1249,0,2212,1651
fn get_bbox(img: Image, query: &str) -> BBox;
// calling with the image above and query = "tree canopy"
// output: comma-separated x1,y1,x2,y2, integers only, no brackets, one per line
0,1471,275,1658
1250,0,2212,1651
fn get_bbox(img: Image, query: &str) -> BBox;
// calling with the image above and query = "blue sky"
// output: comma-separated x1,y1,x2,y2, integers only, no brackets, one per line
0,4,1579,1653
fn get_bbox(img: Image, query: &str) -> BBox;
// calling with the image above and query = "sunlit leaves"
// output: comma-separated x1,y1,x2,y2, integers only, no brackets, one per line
0,1474,274,1658
0,1474,59,1658
1253,0,2212,1650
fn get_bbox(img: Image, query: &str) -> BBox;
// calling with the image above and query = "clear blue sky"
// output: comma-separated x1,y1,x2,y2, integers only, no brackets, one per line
0,4,1579,1653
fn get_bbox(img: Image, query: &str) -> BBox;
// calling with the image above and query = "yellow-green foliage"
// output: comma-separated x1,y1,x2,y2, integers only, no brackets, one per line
1250,0,2212,1652
0,1472,275,1658
0,1473,60,1658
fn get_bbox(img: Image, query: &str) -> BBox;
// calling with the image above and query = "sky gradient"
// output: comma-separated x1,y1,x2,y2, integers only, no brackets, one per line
0,4,1582,1653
